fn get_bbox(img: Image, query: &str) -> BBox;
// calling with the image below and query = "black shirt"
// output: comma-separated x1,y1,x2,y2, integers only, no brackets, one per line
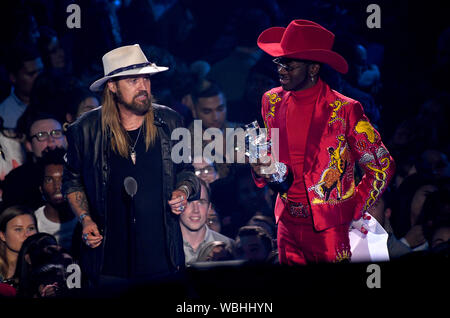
102,127,170,279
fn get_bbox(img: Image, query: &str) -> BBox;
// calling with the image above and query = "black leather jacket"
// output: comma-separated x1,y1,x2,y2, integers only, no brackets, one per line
62,104,200,283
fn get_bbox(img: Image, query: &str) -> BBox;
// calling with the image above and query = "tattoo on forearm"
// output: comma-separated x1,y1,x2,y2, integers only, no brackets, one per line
74,191,89,213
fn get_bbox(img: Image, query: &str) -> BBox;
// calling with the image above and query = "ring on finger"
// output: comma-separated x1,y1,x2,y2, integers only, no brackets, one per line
178,205,185,212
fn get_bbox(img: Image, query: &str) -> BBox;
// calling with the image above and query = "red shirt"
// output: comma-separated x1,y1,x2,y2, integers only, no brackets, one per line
286,79,323,203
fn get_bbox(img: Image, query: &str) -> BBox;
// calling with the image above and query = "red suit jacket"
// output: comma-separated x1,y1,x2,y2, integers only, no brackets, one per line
254,81,395,231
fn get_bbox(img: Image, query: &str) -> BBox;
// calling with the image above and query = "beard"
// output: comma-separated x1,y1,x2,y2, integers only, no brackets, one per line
116,88,152,116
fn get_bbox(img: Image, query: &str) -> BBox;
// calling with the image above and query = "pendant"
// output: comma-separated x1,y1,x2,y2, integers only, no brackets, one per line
130,150,136,165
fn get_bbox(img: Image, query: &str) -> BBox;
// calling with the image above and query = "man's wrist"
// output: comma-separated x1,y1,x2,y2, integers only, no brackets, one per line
79,212,91,224
400,237,411,248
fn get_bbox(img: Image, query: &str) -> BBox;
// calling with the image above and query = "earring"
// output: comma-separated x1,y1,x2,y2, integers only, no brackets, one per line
310,74,315,83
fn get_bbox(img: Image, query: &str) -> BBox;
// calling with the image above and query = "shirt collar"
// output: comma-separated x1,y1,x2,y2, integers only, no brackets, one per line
203,225,214,241
10,87,27,109
183,225,211,249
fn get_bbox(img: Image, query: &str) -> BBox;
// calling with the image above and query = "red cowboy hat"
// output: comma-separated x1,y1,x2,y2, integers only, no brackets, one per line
257,19,348,74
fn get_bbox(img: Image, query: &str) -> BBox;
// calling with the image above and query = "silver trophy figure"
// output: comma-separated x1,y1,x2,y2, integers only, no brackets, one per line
244,120,287,183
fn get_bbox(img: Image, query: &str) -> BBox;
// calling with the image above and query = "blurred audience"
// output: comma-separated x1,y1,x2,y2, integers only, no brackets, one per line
206,204,222,233
64,85,100,129
390,174,438,252
0,206,37,288
338,40,382,127
368,189,412,259
208,8,270,107
192,155,219,184
14,232,74,298
0,117,26,183
196,240,234,262
233,225,274,263
0,1,447,296
422,188,450,254
1,112,66,210
0,44,43,129
37,26,68,76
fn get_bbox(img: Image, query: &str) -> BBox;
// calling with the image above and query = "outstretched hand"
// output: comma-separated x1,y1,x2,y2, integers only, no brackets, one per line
168,189,188,215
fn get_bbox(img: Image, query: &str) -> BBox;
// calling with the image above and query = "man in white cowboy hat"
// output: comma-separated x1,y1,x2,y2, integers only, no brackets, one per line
62,44,200,285
251,20,395,264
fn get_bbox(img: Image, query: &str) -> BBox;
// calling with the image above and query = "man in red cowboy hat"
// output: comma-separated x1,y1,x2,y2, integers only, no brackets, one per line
62,44,200,285
251,20,395,264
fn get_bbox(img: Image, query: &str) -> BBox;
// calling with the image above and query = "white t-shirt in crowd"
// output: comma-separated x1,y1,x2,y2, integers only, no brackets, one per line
34,206,77,251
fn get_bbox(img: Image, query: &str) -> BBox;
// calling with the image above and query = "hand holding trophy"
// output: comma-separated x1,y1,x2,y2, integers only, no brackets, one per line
244,120,287,184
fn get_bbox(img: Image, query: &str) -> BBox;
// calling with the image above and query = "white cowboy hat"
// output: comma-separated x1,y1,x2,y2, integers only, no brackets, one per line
89,44,168,92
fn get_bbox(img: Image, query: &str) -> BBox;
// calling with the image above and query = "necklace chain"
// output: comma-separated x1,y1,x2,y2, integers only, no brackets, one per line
128,124,143,152
127,125,142,165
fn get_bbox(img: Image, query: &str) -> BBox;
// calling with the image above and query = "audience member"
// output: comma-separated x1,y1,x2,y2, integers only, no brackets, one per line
0,206,37,287
1,5,40,47
64,86,100,129
2,112,67,210
196,240,234,262
415,93,450,151
37,26,67,75
167,62,198,126
34,148,77,252
390,174,438,252
247,214,277,241
19,71,80,129
208,8,270,106
227,166,272,238
0,117,26,182
368,189,412,258
14,232,73,298
390,150,418,189
336,39,381,126
234,56,277,124
429,221,450,254
234,225,273,263
388,118,422,155
422,189,450,251
180,179,234,265
190,82,239,133
416,149,450,181
188,82,243,186
192,155,219,184
206,204,222,234
0,44,43,129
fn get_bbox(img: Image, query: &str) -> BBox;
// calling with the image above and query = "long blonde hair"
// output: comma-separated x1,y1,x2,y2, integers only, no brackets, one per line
101,85,158,158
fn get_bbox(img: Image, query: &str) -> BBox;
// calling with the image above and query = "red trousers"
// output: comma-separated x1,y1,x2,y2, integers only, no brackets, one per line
277,206,352,265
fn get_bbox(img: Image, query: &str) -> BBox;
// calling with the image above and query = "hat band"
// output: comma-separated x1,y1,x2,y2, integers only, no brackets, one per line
106,62,152,76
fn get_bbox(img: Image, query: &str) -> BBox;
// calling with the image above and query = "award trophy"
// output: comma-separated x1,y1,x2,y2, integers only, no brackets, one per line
244,120,287,183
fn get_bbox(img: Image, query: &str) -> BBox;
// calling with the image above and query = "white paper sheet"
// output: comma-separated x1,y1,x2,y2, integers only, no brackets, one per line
349,216,389,262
